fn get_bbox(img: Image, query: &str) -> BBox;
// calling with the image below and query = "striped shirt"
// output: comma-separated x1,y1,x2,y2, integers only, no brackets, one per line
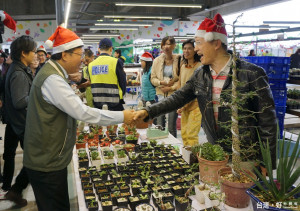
210,55,232,123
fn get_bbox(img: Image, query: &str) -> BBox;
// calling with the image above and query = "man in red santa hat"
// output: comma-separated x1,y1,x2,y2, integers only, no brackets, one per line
134,13,277,169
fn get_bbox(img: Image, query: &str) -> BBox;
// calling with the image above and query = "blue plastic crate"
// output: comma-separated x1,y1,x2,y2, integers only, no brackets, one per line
257,56,272,64
271,89,287,106
269,79,287,90
275,105,286,117
241,56,253,63
265,64,290,79
269,57,291,65
277,115,284,139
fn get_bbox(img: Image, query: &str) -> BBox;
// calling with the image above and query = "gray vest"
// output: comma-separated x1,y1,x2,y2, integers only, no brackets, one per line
23,60,77,172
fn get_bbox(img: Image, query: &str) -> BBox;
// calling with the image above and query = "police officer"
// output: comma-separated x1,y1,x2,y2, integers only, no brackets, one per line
88,38,126,111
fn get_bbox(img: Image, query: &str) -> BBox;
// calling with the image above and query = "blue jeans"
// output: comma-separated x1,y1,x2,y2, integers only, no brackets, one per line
156,110,178,138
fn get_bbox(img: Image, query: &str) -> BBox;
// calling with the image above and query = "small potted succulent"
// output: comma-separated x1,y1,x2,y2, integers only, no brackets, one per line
101,200,113,211
129,196,140,210
116,196,128,207
86,198,98,211
175,195,192,211
197,142,228,184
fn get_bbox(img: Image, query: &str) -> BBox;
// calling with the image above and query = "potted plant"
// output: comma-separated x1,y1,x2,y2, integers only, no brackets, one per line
116,196,128,207
123,143,135,152
76,139,86,149
157,200,175,211
101,200,113,211
135,203,155,211
196,142,228,184
86,198,98,211
116,149,129,163
103,150,115,164
245,138,300,210
129,196,140,210
175,195,192,211
126,134,138,145
139,193,150,204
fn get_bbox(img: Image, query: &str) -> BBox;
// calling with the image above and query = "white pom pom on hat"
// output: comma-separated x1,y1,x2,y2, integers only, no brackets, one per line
45,39,53,48
204,32,214,42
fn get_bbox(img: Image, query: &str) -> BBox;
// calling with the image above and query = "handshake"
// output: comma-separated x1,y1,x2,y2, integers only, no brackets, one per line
122,109,149,125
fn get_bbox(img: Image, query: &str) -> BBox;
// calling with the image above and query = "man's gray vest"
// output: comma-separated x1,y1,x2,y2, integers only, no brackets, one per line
23,60,77,172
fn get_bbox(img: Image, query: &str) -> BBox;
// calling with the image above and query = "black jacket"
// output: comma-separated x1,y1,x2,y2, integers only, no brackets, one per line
146,59,277,165
4,61,33,137
290,53,300,69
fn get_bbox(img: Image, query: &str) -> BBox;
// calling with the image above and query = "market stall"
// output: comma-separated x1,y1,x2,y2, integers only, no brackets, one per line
72,125,253,211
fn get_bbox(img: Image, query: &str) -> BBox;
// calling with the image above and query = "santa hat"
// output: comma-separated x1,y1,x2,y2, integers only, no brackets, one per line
37,45,47,55
195,13,227,45
0,10,16,32
45,26,83,54
140,52,153,61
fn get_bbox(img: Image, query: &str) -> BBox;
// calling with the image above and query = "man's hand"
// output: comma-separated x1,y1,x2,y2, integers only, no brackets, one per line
77,80,91,89
123,109,135,125
133,110,149,122
177,108,183,114
68,72,82,82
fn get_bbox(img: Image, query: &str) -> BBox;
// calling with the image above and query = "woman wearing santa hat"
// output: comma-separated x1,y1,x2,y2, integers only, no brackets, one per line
140,52,156,106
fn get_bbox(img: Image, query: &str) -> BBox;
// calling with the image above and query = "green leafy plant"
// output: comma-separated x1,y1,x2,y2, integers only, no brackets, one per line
91,151,99,160
199,142,226,161
246,137,300,204
117,150,126,158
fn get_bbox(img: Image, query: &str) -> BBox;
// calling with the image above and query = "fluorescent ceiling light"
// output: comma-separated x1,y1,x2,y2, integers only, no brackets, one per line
64,0,72,28
235,25,289,29
95,23,152,27
263,21,300,24
115,2,202,8
103,15,172,20
82,34,120,37
90,28,139,31
174,36,194,39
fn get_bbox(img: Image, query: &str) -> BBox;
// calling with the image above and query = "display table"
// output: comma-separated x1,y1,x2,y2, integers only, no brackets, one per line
72,127,253,211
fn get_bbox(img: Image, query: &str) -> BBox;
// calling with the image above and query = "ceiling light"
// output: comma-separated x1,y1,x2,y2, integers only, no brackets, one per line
103,15,172,20
114,19,121,22
235,25,289,29
95,23,152,27
115,2,202,8
90,27,139,31
263,21,300,24
82,34,120,37
64,0,72,28
174,36,194,39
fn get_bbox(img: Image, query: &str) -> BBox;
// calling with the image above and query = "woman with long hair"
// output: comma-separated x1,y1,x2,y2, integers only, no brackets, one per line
177,39,202,146
150,36,180,137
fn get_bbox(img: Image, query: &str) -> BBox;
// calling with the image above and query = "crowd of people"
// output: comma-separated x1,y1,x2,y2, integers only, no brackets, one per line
0,12,295,210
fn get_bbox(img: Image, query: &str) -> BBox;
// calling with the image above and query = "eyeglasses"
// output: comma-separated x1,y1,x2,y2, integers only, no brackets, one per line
70,52,85,59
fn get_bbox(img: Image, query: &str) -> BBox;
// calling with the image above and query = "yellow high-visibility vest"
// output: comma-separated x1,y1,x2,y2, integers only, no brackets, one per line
88,55,123,109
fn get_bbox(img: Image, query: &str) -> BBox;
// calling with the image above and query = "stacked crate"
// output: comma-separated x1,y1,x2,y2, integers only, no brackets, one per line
242,56,291,138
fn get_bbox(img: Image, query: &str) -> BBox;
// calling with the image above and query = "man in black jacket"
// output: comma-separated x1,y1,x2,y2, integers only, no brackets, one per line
2,35,37,207
290,49,300,69
134,14,277,167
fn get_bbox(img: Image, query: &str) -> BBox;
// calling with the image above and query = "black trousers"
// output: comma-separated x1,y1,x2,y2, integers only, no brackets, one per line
26,167,70,211
2,124,28,193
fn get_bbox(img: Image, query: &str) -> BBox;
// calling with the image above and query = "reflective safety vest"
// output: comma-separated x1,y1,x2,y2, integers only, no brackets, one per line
88,55,123,109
